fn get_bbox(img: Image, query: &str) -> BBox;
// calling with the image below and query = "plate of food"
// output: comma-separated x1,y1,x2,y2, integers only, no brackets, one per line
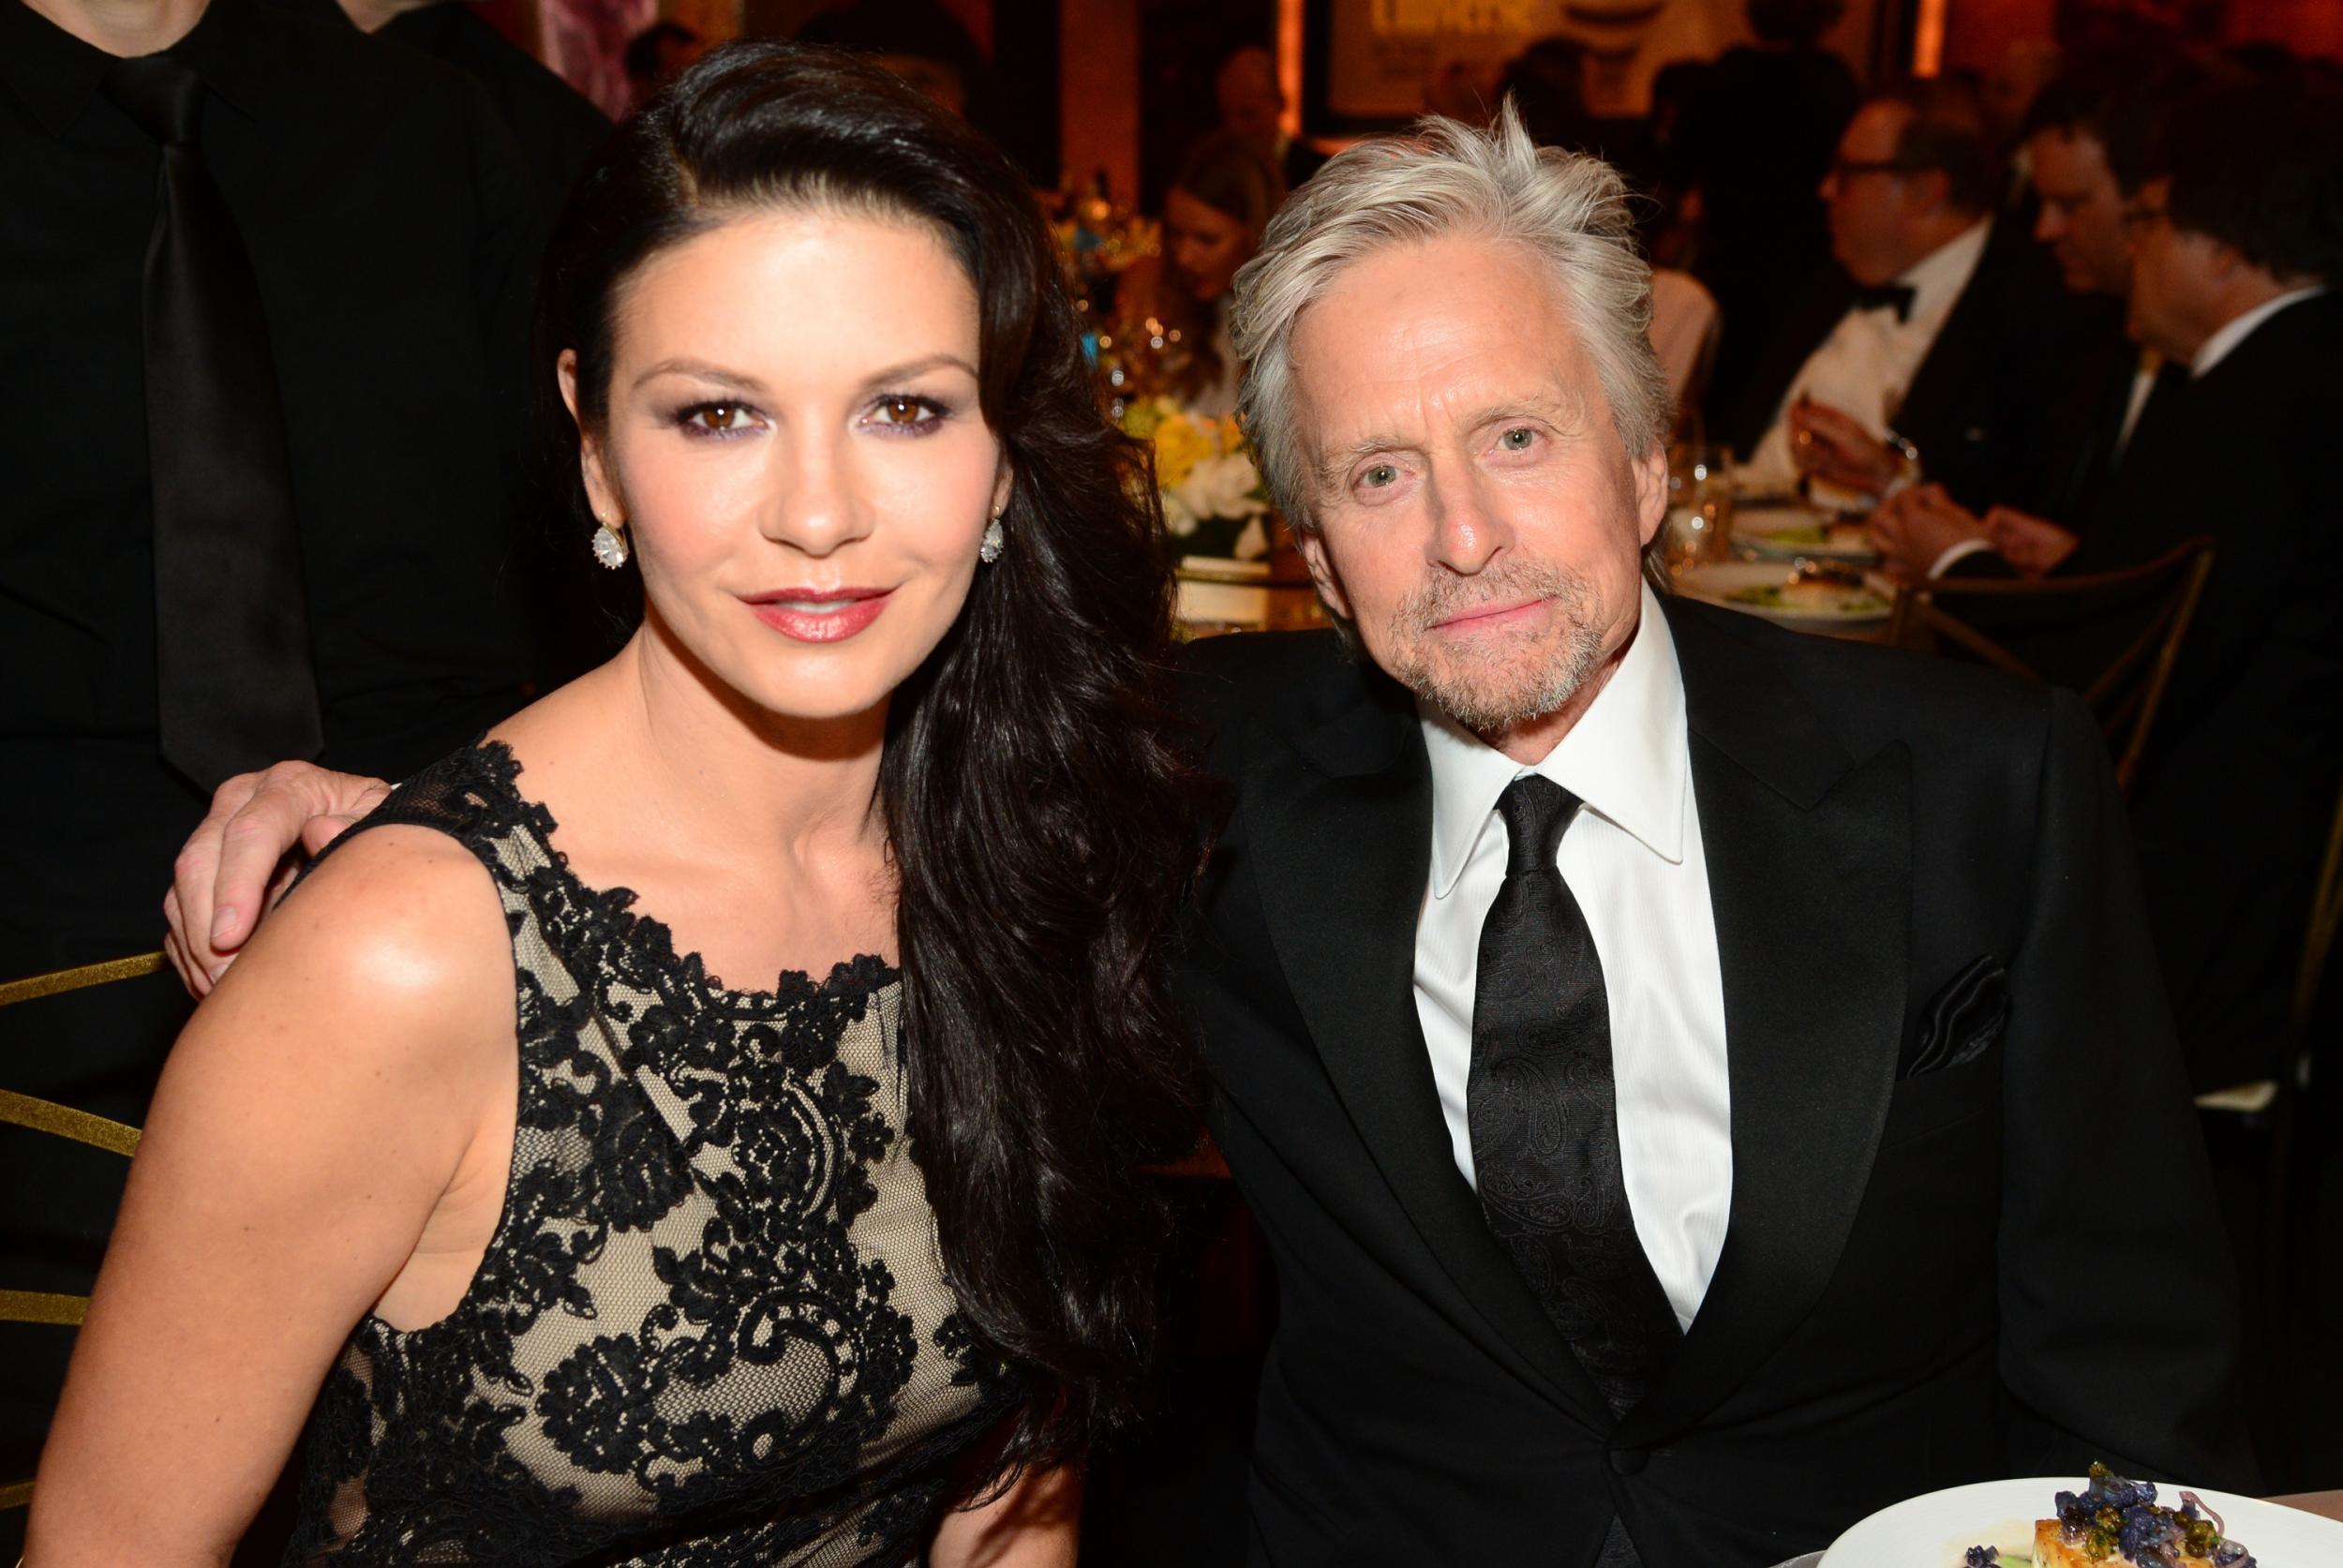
1737,505,1882,563
1818,1465,2335,1567
1674,561,1892,628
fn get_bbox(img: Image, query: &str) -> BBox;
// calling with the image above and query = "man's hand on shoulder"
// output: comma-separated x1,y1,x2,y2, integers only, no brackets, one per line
164,763,393,998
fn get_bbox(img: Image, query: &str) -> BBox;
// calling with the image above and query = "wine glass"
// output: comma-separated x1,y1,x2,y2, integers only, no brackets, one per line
1664,442,1737,574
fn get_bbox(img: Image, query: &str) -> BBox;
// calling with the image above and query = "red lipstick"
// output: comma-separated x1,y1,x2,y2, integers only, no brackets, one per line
740,587,893,643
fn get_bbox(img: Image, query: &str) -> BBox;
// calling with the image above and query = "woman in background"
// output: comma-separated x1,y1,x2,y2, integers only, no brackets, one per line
1126,131,1283,417
28,43,1203,1567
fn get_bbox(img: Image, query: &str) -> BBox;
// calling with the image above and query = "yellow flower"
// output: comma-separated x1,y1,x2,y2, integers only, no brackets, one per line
1152,414,1216,490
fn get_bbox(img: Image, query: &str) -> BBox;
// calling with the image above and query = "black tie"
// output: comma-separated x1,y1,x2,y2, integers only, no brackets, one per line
105,53,322,790
1468,776,1683,1420
1849,281,1916,322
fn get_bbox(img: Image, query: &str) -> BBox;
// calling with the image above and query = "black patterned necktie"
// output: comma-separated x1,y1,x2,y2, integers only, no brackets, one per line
1468,776,1683,1419
105,53,322,791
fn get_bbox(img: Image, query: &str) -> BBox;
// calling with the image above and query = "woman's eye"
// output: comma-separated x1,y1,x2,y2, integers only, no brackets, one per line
872,395,941,428
1499,427,1536,451
683,402,754,435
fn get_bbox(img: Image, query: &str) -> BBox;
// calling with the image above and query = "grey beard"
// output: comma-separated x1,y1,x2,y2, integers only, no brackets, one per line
1383,561,1606,736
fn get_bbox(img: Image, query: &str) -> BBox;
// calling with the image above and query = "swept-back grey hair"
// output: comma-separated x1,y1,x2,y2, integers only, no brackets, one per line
1229,102,1671,536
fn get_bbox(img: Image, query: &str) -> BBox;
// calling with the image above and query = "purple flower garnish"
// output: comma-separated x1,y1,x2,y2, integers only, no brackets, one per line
1963,1547,2001,1568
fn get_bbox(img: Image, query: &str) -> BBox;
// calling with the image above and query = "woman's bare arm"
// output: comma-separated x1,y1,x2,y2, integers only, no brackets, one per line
27,828,515,1565
930,1462,1082,1568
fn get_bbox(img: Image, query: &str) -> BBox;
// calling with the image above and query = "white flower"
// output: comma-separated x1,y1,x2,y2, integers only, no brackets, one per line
1231,516,1269,560
1159,489,1200,536
1171,452,1269,522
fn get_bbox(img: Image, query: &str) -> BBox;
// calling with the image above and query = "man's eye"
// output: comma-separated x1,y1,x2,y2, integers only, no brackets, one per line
1363,464,1397,487
1500,427,1536,451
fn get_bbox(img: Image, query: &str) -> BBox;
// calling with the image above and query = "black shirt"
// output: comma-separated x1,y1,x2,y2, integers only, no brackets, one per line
0,0,539,967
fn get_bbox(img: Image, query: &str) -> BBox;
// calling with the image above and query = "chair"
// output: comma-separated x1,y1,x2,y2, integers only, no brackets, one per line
0,952,158,1518
2262,775,2343,1480
1885,534,2217,794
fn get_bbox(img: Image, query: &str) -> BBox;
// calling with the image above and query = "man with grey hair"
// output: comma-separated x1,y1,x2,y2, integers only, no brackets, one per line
1172,106,2247,1562
160,108,2252,1565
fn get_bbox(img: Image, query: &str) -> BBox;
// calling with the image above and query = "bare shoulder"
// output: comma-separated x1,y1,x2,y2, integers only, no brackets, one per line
194,824,515,1088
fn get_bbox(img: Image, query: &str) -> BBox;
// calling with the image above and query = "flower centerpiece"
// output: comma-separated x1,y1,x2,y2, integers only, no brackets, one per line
1120,396,1270,563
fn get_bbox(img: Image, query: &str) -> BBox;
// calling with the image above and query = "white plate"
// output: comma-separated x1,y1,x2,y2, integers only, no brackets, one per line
1674,561,1892,627
1737,505,1882,563
1818,1475,2339,1567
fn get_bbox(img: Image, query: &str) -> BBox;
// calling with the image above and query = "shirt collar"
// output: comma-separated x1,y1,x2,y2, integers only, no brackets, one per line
0,0,280,139
1896,218,1992,324
1422,581,1690,899
2192,286,2330,379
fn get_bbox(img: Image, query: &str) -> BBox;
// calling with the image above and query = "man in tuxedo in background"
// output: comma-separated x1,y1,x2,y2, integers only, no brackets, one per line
1837,50,2197,576
0,0,542,1511
157,110,2257,1566
1862,77,2343,1094
1738,83,2104,516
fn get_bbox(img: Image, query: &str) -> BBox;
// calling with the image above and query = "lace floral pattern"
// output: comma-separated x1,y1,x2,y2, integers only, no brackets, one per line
286,743,1017,1566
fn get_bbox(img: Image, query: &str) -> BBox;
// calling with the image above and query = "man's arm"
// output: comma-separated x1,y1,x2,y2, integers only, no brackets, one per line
1993,688,2257,1487
162,764,390,994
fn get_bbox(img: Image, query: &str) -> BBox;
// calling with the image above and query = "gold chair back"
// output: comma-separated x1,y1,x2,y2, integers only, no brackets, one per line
1886,535,2217,794
0,952,159,1514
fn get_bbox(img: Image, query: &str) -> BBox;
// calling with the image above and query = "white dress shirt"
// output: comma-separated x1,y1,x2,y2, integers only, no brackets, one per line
2191,285,2329,379
1742,219,1994,490
1412,585,1732,1332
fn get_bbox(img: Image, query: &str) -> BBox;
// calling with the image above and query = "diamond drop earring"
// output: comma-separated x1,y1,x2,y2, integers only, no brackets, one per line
590,518,629,570
978,508,1006,564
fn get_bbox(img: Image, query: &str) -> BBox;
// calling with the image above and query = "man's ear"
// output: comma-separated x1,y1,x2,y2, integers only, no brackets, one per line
558,350,622,526
1634,444,1670,547
1294,527,1353,624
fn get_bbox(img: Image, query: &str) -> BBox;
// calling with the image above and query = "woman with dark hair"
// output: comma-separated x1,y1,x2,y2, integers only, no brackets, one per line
27,42,1203,1566
1126,131,1284,415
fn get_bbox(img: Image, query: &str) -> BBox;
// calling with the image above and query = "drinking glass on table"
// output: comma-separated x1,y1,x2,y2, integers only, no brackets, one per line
1664,441,1737,572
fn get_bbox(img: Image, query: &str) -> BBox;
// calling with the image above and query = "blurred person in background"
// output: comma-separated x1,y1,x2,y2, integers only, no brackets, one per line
1740,83,2092,515
1121,129,1284,417
1984,37,2065,161
1496,35,1595,157
1675,0,1858,451
1862,50,2200,575
623,19,705,107
1216,42,1324,193
1872,75,2343,1095
0,0,545,1511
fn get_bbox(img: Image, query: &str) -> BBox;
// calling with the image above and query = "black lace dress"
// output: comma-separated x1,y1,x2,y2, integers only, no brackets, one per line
284,743,1019,1566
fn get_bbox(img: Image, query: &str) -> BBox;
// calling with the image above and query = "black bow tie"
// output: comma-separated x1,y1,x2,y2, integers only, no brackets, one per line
1850,281,1917,322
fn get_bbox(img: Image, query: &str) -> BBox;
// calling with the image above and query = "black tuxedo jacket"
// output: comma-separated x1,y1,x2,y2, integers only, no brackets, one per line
1173,600,2252,1567
1755,216,2113,517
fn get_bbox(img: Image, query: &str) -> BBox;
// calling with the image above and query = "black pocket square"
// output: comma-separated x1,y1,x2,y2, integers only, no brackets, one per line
1907,955,2009,1077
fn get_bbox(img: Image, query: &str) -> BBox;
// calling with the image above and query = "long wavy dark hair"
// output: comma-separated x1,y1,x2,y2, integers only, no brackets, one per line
534,41,1210,1474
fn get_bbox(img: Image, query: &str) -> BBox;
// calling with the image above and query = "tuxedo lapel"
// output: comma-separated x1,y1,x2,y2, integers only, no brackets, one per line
1243,670,1604,1421
1619,606,1911,1446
